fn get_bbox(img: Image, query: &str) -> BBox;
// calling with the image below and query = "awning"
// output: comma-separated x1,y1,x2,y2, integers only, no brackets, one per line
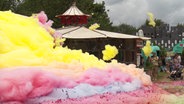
173,40,184,53
94,30,138,39
57,27,106,39
56,26,150,40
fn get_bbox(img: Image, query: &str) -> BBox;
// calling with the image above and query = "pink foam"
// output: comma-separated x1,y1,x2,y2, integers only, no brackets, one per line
106,63,152,85
75,68,133,86
0,66,146,103
0,69,59,102
37,11,48,24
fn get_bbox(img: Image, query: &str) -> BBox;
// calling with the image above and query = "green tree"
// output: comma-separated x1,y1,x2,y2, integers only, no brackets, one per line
111,23,137,34
1,0,134,33
0,0,21,11
159,46,167,57
140,19,165,28
154,19,165,26
15,0,112,29
181,50,184,65
177,23,184,28
15,0,71,27
84,1,112,31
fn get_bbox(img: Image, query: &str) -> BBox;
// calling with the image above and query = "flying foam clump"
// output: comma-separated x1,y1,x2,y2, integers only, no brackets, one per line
102,44,118,61
147,12,156,27
142,40,152,57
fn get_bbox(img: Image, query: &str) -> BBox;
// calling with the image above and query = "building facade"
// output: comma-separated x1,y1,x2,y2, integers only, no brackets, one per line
141,24,184,50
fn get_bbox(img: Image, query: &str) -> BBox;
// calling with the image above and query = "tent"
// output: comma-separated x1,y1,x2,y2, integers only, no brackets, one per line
173,40,184,53
151,45,160,53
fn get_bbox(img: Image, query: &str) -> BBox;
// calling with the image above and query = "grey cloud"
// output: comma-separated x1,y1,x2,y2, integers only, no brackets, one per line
147,0,184,26
104,0,123,5
95,0,184,28
105,0,149,27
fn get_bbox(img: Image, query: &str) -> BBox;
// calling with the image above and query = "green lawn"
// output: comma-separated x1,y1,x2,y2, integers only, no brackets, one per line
156,71,172,82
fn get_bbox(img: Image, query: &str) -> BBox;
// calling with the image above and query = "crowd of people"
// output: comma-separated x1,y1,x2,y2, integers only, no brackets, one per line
166,53,183,80
141,52,183,81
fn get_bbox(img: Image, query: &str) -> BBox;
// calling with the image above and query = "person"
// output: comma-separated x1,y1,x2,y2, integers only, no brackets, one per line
151,52,159,80
169,64,183,80
169,56,177,72
144,56,153,77
139,56,144,68
160,56,167,72
165,54,172,72
176,53,181,65
173,54,180,70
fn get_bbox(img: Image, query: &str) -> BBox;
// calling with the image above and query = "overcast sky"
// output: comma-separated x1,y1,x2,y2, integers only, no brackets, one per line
95,0,184,28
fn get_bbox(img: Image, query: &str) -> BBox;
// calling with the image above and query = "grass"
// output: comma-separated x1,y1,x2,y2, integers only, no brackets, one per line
155,71,171,82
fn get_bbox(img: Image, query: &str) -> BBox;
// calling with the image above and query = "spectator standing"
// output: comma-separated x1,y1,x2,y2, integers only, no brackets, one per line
144,56,153,77
160,56,167,72
151,52,159,80
165,54,172,73
173,54,180,70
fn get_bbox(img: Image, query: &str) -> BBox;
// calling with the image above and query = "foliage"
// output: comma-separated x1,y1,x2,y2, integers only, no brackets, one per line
141,19,165,28
15,0,73,27
177,23,184,28
144,58,153,70
154,19,165,26
0,0,21,11
0,0,171,35
13,0,112,29
181,50,184,65
159,46,167,57
182,50,184,56
111,23,137,35
78,1,112,31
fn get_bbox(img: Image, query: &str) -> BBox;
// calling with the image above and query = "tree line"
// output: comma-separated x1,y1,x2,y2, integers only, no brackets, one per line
1,0,183,35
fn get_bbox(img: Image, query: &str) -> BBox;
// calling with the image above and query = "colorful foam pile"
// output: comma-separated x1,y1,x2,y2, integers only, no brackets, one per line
0,11,184,104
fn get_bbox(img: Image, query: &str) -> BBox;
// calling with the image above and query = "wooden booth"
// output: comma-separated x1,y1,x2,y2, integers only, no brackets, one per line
57,26,150,66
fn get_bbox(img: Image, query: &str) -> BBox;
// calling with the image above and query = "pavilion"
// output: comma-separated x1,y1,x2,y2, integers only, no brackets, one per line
56,2,150,66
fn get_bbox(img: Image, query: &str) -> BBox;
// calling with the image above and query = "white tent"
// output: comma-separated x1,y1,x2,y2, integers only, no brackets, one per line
57,26,106,39
57,26,150,40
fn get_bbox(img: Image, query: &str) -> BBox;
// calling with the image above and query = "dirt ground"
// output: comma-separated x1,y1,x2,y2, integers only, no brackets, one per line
153,72,184,95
